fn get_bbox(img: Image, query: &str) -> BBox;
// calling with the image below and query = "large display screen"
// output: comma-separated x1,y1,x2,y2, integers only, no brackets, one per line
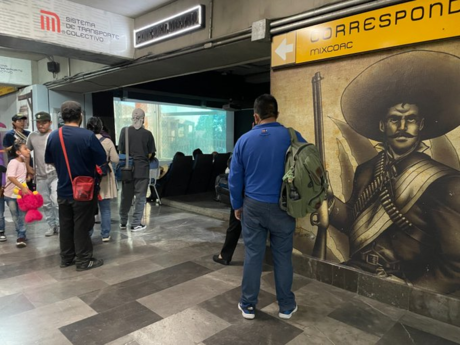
113,98,231,160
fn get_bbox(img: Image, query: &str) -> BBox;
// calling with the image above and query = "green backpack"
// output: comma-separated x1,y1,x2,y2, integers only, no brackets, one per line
279,128,328,218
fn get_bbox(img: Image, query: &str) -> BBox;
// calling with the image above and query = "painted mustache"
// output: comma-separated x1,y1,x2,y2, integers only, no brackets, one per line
389,132,416,139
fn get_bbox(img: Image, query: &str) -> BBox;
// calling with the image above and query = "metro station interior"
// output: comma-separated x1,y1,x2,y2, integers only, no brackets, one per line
1,0,460,344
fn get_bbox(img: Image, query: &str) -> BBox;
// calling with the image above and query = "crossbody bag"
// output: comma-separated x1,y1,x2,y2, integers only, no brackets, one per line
120,126,134,182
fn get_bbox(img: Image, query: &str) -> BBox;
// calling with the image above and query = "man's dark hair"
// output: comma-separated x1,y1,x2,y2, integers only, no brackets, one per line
61,101,82,123
86,117,103,134
193,148,203,159
254,94,279,120
173,152,185,161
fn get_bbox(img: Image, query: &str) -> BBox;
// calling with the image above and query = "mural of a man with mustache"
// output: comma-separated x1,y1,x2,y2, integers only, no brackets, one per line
328,51,460,294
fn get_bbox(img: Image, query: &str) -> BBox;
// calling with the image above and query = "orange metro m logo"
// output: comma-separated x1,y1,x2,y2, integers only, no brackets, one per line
40,10,61,33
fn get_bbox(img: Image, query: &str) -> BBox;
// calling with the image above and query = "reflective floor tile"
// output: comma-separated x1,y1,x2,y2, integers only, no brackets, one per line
199,286,276,324
0,297,97,344
59,301,162,345
377,323,459,345
0,293,35,319
138,273,236,318
202,310,303,345
23,275,109,308
328,298,397,337
107,306,230,345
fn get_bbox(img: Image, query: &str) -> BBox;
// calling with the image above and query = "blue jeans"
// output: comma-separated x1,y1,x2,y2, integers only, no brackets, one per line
90,199,112,238
240,197,296,312
4,196,26,238
99,198,111,238
0,197,5,232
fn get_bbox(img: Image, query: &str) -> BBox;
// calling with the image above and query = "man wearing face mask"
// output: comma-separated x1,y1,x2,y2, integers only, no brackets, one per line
118,108,156,231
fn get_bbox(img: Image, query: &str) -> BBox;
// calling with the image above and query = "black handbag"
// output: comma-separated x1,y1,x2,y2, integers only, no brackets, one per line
121,126,134,182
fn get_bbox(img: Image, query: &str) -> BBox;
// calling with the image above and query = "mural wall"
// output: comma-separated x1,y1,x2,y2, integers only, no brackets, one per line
272,39,460,297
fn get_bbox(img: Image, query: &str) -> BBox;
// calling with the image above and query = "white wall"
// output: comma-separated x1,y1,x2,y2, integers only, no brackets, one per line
37,57,107,85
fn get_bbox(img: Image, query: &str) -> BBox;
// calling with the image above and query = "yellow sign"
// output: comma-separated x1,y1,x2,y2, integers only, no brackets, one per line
0,86,17,97
271,32,296,67
272,0,460,66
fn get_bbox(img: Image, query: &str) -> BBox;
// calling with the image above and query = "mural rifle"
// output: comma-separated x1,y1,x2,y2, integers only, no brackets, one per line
311,72,329,260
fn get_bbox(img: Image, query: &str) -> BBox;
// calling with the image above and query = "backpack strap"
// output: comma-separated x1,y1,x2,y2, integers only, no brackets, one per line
287,127,300,157
287,127,297,143
99,136,107,143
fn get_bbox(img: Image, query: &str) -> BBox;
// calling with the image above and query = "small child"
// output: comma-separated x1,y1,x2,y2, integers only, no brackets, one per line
4,141,32,248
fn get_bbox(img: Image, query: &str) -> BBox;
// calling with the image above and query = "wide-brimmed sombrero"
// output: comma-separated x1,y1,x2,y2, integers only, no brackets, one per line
341,50,460,141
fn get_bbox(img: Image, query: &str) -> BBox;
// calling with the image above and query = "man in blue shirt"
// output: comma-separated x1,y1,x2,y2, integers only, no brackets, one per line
45,101,106,271
229,94,304,320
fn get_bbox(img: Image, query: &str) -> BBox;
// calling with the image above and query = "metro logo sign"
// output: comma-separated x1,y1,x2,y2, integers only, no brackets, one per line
40,10,61,33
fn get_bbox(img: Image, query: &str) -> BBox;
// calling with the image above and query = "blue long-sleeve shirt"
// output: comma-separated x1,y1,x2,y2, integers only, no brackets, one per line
229,122,305,209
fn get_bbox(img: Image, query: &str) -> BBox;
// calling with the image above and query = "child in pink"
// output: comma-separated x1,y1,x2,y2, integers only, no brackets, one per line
4,141,32,247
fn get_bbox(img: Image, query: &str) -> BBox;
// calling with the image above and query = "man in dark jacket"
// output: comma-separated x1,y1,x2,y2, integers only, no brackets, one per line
45,101,106,271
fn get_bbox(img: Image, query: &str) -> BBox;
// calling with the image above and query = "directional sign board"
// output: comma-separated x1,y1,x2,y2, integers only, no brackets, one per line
271,0,460,68
271,32,296,67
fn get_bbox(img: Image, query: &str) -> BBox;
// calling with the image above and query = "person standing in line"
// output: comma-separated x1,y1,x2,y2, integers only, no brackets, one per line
3,114,34,183
0,139,7,243
87,117,119,242
229,94,304,320
26,112,59,237
45,101,106,271
4,141,32,247
118,108,155,232
213,154,242,265
0,165,6,243
213,208,242,265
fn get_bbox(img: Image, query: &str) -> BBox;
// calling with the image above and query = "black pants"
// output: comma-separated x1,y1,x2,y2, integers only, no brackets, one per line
58,195,98,266
220,208,242,262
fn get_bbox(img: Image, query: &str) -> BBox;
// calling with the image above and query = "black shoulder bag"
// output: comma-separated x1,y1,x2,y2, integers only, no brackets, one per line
120,126,134,182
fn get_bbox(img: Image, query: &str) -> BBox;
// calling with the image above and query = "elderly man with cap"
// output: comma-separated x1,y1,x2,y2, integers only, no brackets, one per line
328,51,460,294
27,112,59,237
118,108,156,231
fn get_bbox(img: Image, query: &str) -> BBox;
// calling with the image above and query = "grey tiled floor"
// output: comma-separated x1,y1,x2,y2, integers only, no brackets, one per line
0,201,460,345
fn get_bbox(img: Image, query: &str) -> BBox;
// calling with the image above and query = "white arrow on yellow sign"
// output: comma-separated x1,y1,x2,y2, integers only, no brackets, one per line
271,32,296,67
275,38,294,60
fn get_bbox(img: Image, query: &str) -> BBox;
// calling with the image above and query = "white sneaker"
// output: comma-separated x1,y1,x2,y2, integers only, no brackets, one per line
45,227,57,237
131,224,146,232
279,305,298,319
102,236,111,242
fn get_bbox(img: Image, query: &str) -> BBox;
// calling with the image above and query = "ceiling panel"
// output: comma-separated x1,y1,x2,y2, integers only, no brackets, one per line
68,0,174,18
0,47,47,61
48,40,271,93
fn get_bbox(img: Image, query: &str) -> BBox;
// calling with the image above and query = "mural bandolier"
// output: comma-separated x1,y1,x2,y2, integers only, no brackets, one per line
327,51,460,294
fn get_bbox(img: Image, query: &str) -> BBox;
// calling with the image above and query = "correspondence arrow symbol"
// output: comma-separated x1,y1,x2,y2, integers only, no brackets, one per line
275,38,293,61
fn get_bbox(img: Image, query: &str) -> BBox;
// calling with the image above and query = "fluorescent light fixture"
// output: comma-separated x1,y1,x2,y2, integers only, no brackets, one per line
134,5,204,48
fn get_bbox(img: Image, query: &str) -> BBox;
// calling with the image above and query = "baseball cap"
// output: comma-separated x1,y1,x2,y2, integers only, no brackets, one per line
35,112,51,122
11,114,27,121
132,108,145,118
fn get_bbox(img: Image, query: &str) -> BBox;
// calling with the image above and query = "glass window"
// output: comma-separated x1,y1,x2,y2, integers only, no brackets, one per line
114,98,232,160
